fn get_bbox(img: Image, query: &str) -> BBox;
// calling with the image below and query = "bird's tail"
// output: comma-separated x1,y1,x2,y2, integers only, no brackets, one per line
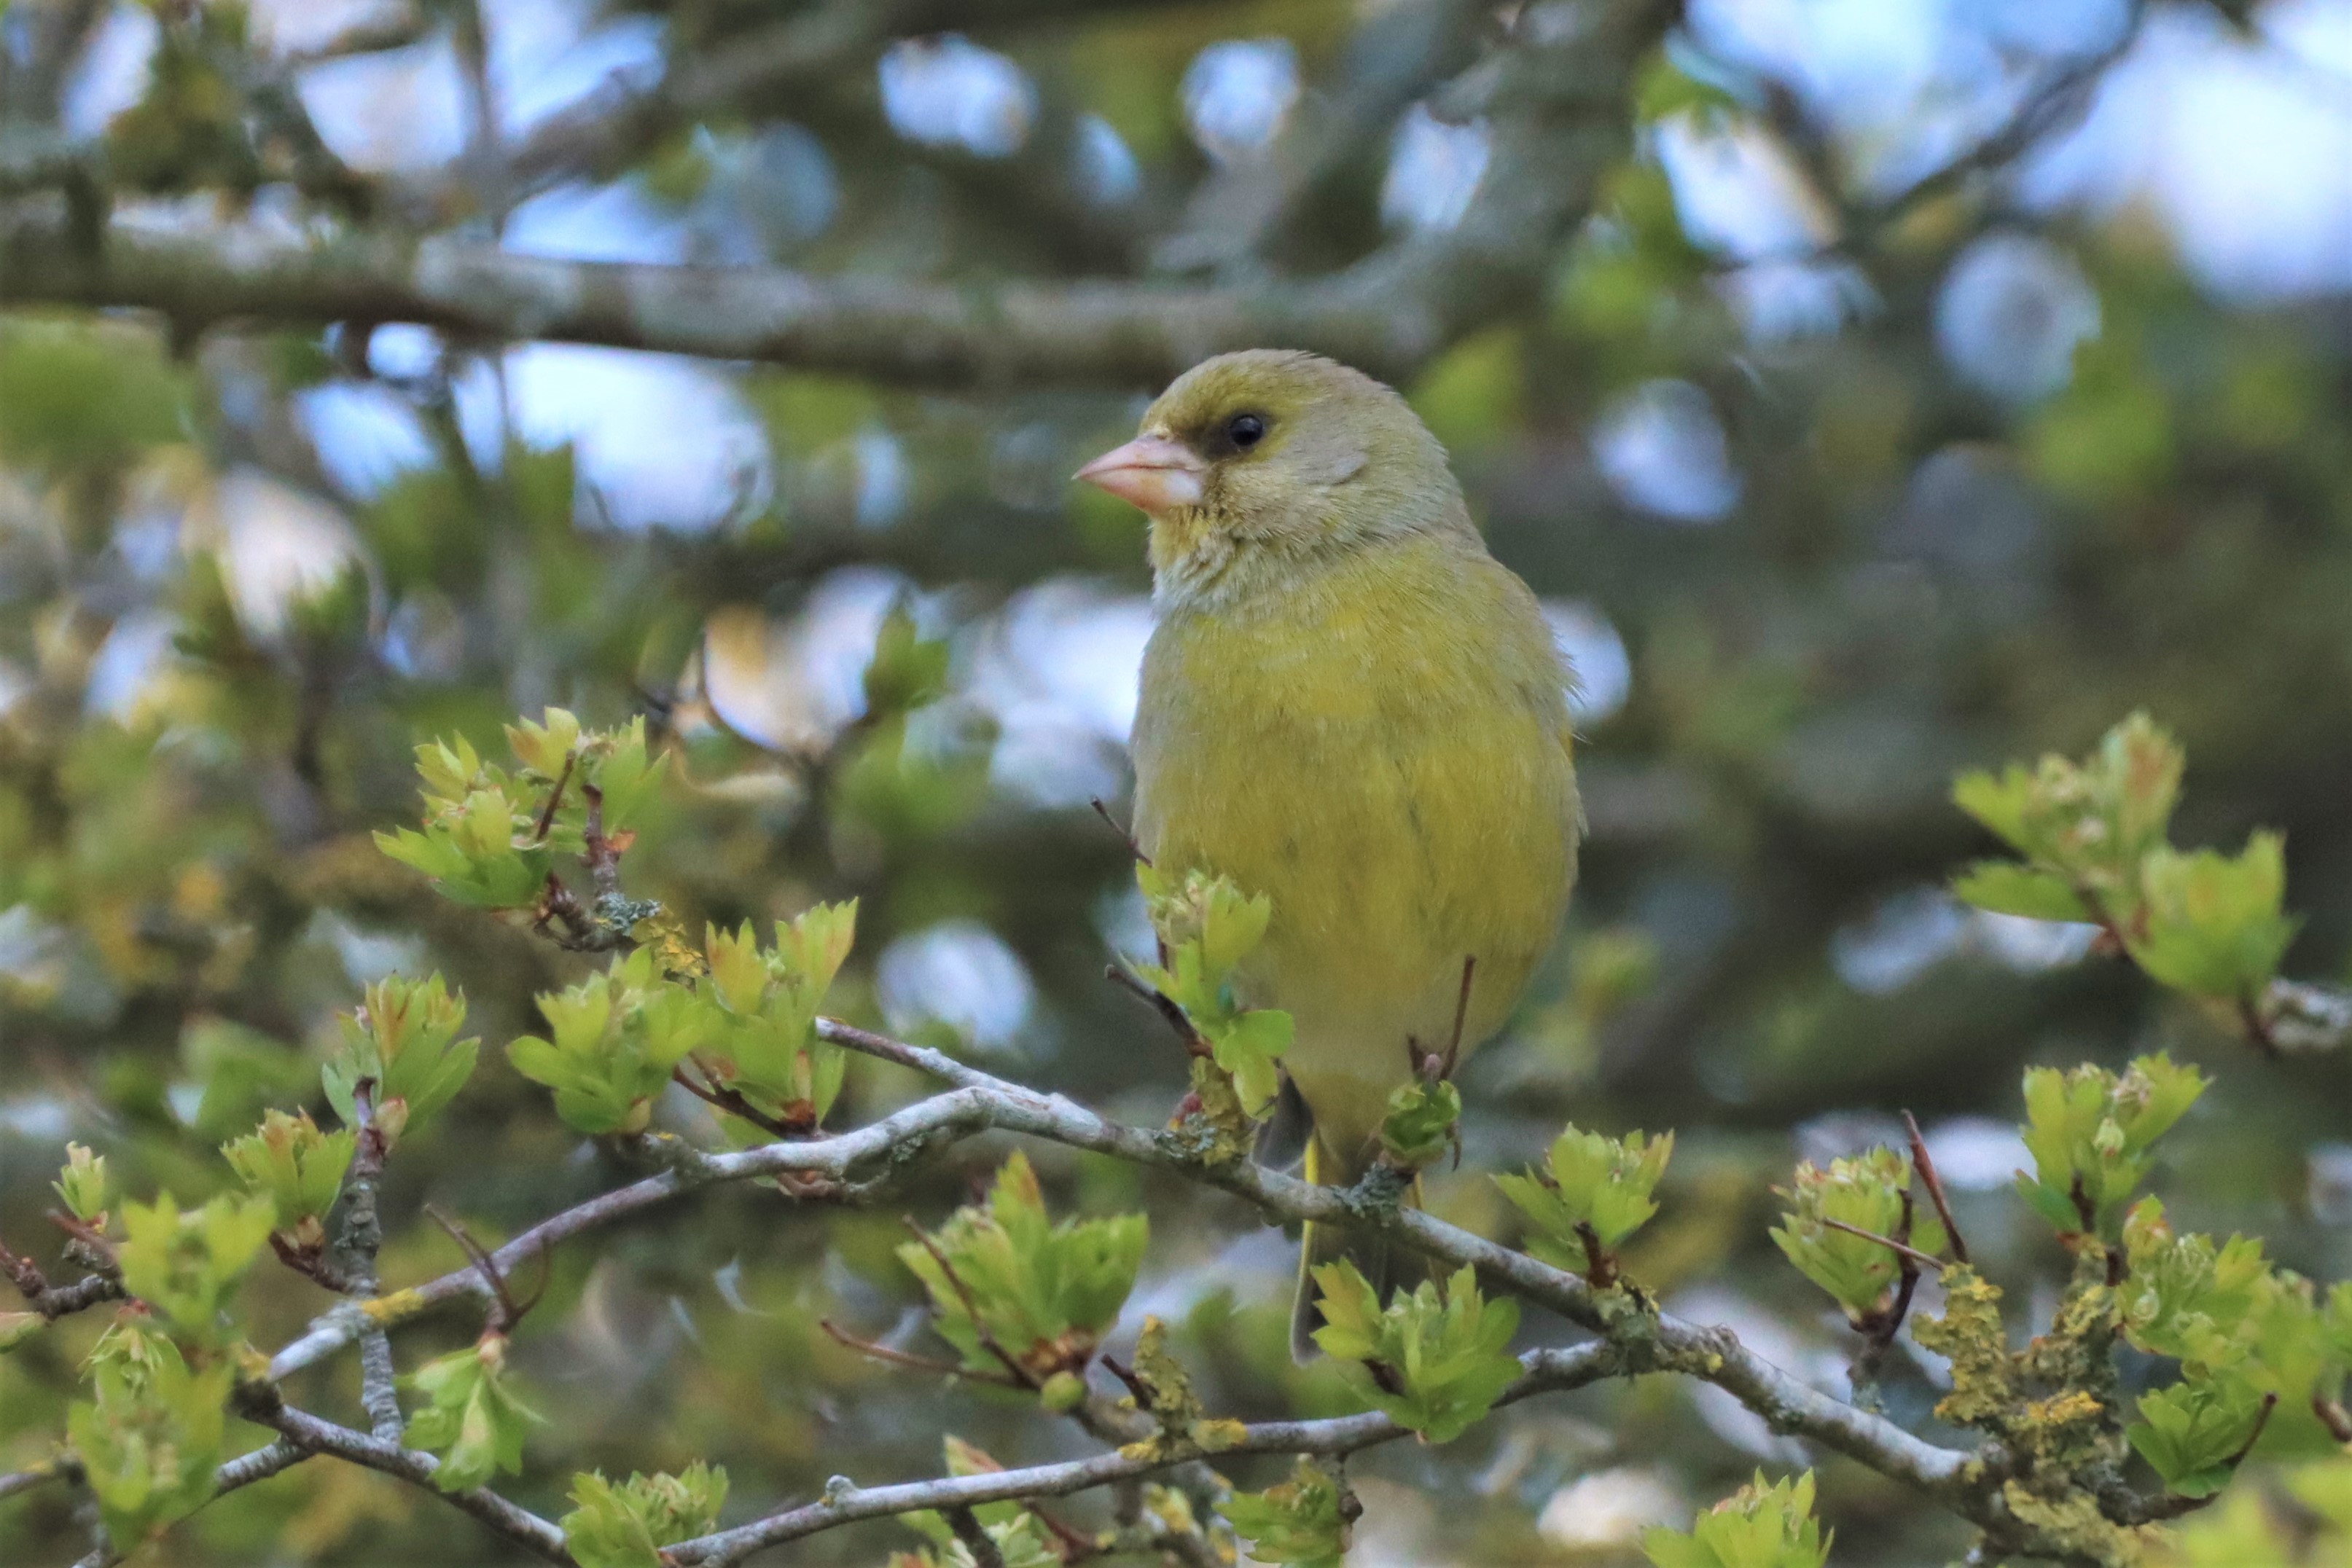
1290,1134,1425,1363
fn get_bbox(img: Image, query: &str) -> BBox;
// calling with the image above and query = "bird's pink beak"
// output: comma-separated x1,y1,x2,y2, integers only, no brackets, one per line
1074,434,1206,514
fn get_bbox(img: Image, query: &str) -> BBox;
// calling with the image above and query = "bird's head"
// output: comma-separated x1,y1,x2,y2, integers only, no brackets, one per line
1076,350,1468,605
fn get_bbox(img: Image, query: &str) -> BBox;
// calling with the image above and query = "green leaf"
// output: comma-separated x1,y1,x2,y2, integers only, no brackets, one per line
1950,712,2184,922
508,946,710,1135
2015,1054,2209,1237
689,901,857,1137
1642,1471,1830,1568
1378,1078,1461,1172
221,1110,356,1242
1133,866,1289,1119
324,973,479,1145
1769,1147,1945,1319
1950,861,2094,922
404,1336,543,1492
1310,1263,1520,1443
113,1192,276,1345
864,602,953,717
52,1142,109,1226
1496,1124,1673,1263
1223,1457,1350,1568
67,1346,233,1549
504,707,583,780
2119,1199,2273,1371
560,1462,728,1568
1203,1006,1292,1119
2128,1376,2270,1499
2132,834,2299,1000
896,1151,1146,1384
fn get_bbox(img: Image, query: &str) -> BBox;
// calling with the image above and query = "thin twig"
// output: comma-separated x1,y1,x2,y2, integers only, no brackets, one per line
1442,954,1477,1077
1903,1110,1968,1266
1820,1216,1946,1272
817,1318,1027,1388
672,1064,807,1140
1088,798,1149,866
1105,965,1207,1056
531,750,576,842
422,1204,536,1333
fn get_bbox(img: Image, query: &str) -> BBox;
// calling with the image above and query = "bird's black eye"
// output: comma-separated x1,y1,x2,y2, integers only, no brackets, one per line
1226,412,1266,450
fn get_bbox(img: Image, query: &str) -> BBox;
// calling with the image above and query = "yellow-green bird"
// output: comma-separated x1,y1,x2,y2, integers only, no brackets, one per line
1077,350,1581,1356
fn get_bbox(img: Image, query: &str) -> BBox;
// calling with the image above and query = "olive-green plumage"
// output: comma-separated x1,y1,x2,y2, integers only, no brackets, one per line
1081,350,1580,1357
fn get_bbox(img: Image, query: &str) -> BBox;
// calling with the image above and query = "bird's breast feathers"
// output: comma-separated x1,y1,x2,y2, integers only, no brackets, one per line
1130,531,1579,1156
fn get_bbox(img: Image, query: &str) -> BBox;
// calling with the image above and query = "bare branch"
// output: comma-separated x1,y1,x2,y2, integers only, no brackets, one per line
243,1402,572,1564
665,1343,1621,1566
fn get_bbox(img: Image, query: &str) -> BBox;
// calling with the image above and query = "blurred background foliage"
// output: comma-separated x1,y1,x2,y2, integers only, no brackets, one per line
2,0,2351,1562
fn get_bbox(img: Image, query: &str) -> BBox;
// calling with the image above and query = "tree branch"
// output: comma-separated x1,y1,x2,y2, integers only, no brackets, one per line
262,1048,1981,1524
242,1402,572,1564
666,1344,1620,1566
0,0,1659,389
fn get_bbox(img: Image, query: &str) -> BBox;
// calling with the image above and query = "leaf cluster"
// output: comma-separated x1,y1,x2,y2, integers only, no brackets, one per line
1222,1457,1351,1568
66,1338,235,1548
1953,713,2300,1015
1769,1148,1944,1320
404,1335,544,1493
1496,1123,1673,1266
2014,1054,2208,1236
508,947,708,1135
695,902,858,1137
114,1192,276,1346
1309,1262,1521,1443
898,1436,1063,1568
1133,866,1293,1117
220,1109,355,1249
376,710,666,910
322,973,479,1147
560,1462,729,1568
1641,1471,1831,1568
896,1151,1147,1384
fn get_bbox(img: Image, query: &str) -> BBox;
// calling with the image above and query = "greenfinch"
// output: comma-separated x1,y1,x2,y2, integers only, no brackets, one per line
1078,350,1581,1355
